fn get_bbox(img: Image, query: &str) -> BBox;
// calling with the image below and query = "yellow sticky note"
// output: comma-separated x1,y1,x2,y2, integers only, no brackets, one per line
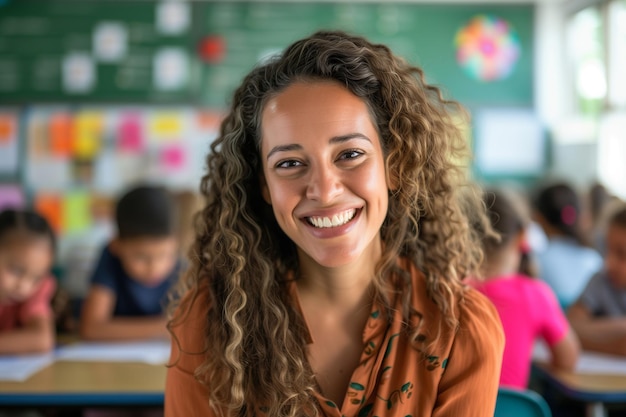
73,112,103,159
63,191,92,233
151,113,182,139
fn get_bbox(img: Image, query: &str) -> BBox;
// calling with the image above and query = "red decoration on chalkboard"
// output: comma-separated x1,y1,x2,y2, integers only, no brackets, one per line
197,35,225,64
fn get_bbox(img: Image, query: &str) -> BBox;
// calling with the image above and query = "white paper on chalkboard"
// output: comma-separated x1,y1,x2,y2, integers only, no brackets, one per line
156,1,190,35
62,53,95,94
153,48,188,91
93,22,128,63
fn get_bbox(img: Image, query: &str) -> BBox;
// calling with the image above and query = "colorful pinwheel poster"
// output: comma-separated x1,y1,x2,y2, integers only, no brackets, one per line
455,15,521,82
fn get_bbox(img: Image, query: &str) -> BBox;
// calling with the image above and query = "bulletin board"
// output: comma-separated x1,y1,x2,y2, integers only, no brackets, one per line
22,106,222,234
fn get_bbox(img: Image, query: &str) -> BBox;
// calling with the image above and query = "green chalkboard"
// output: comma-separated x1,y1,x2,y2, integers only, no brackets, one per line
0,1,533,107
198,2,534,108
0,0,196,103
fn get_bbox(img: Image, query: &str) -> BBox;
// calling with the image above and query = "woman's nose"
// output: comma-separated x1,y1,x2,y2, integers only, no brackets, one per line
306,165,343,203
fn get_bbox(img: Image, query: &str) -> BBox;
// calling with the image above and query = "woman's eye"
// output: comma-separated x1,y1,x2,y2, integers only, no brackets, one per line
338,149,363,160
276,159,303,169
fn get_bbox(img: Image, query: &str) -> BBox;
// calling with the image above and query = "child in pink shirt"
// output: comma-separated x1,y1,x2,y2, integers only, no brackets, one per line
473,189,580,389
0,208,56,354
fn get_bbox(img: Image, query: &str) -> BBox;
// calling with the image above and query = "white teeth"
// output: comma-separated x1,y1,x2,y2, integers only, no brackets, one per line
308,209,356,229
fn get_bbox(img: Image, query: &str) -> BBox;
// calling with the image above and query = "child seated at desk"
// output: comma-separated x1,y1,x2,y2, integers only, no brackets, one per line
532,182,603,310
473,189,579,389
80,184,182,341
568,203,626,356
0,208,56,354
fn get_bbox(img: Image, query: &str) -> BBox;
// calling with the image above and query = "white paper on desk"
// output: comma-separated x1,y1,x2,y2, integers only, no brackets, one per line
576,352,626,375
56,340,170,365
0,354,54,382
534,341,626,375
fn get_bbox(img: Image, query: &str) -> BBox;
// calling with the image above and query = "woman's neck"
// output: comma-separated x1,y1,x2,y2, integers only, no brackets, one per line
295,250,378,313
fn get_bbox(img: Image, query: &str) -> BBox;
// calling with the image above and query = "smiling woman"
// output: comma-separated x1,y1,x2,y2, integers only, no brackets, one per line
261,81,388,269
165,30,504,417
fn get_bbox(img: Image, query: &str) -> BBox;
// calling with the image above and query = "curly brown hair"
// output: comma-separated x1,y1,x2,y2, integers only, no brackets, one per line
168,30,486,416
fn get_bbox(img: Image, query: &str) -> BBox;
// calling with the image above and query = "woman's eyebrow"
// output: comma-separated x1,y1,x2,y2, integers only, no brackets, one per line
266,144,303,160
329,133,372,145
266,133,372,161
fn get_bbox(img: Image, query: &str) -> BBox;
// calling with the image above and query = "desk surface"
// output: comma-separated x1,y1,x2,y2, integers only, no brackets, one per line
534,361,626,403
0,360,166,406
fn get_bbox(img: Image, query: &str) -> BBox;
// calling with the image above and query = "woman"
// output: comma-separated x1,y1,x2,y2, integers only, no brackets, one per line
166,30,504,417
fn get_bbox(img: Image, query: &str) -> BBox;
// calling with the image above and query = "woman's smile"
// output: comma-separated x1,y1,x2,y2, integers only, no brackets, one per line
305,208,357,229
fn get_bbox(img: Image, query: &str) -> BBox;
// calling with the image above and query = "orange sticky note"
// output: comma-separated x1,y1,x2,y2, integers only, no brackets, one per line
34,193,63,233
0,115,15,144
196,111,223,131
50,114,73,157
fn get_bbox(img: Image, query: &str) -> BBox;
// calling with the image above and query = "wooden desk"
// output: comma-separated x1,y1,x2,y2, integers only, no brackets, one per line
534,359,626,417
0,361,166,407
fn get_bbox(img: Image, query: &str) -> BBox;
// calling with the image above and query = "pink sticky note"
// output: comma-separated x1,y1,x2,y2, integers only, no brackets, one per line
118,114,144,153
0,185,24,210
160,144,186,171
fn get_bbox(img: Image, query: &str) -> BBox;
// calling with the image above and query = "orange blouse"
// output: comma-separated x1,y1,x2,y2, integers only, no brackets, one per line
165,260,504,417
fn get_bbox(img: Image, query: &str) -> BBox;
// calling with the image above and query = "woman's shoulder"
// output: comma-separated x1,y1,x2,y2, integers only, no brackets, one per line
458,286,503,332
446,287,505,365
402,259,503,342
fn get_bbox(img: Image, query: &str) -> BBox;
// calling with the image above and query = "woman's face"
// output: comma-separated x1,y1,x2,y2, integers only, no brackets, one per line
260,81,389,269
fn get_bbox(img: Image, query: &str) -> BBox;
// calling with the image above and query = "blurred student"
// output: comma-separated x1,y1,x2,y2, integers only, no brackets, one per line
584,182,623,254
80,184,181,341
568,204,626,356
586,182,613,249
473,189,579,389
0,209,56,354
533,182,603,310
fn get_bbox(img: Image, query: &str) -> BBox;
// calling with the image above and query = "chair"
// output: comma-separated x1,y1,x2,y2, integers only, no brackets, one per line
494,387,552,417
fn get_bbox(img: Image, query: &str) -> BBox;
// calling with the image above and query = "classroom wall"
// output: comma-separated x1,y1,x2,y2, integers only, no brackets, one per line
0,0,562,279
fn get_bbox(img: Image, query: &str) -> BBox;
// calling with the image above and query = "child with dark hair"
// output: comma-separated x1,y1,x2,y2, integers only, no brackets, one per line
80,184,182,341
472,189,579,389
533,182,603,309
568,204,626,356
0,208,56,354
